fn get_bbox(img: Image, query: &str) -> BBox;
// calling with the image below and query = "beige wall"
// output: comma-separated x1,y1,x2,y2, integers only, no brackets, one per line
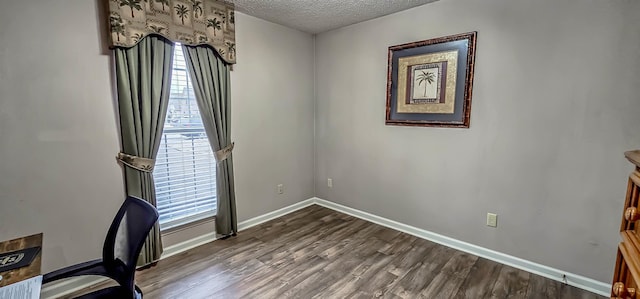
0,1,315,272
314,0,640,282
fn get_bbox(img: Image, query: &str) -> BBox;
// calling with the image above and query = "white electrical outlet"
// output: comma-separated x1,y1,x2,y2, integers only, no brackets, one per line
327,178,333,188
487,213,498,227
277,184,284,194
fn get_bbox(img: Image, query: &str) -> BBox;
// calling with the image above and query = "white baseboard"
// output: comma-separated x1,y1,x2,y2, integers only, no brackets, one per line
42,198,316,298
162,232,218,260
312,197,611,297
237,198,316,231
42,197,611,298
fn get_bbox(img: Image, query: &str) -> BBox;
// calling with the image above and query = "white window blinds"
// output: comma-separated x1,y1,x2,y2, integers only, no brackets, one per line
154,45,216,230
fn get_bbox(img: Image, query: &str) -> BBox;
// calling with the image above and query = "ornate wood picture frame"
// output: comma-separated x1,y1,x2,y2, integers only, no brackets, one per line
386,32,477,128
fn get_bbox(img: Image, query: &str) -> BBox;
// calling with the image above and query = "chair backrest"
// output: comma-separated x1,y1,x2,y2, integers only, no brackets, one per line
102,196,159,288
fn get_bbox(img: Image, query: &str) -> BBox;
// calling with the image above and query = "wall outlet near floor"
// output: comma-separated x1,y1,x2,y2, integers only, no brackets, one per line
487,213,498,227
277,184,284,194
327,178,333,188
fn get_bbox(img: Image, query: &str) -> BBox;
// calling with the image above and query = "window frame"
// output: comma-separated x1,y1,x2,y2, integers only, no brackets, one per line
155,44,217,231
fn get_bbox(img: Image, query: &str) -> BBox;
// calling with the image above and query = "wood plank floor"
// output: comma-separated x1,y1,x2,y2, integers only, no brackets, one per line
64,205,605,298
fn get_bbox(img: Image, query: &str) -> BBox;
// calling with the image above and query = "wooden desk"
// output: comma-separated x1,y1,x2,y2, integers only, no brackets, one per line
0,233,42,287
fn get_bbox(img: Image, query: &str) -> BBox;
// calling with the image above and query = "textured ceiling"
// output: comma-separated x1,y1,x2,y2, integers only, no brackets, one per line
231,0,439,34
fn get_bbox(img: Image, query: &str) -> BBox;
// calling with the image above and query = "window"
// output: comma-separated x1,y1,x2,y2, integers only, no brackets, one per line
154,44,216,230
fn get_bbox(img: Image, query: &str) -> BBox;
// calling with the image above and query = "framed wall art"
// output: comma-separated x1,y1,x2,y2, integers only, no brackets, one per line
386,32,477,128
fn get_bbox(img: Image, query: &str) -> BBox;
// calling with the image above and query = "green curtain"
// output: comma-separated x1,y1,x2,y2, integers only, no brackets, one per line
114,35,175,265
181,45,237,236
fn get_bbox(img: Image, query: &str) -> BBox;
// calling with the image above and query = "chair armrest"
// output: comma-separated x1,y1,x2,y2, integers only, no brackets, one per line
42,259,107,284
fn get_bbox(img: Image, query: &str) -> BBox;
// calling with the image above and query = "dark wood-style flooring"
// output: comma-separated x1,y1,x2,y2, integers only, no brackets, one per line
65,205,605,298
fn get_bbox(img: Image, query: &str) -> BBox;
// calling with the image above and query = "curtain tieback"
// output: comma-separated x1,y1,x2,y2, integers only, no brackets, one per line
215,142,235,163
116,153,155,173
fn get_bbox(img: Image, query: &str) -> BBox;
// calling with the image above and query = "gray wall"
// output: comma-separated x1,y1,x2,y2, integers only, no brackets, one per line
0,1,315,272
2,0,639,285
165,12,316,247
231,13,315,224
315,0,640,282
0,0,123,274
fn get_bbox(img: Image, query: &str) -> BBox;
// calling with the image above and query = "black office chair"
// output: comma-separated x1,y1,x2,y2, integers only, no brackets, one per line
43,196,159,299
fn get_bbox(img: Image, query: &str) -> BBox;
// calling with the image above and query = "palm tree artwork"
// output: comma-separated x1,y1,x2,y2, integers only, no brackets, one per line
132,33,145,43
214,11,227,31
119,0,143,18
214,10,226,23
149,25,166,34
416,70,436,97
154,0,169,11
191,0,203,19
175,4,190,25
206,18,222,36
225,41,235,60
109,15,125,42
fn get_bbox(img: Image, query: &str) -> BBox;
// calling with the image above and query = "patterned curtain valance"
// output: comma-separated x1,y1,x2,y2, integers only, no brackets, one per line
108,0,236,64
